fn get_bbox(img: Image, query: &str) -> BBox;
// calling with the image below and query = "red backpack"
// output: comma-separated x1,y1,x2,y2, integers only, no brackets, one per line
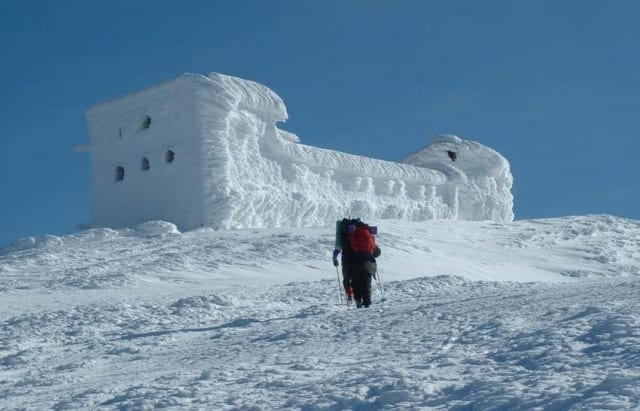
349,223,376,254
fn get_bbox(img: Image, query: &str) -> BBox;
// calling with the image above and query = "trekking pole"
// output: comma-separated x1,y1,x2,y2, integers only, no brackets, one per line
376,270,386,302
335,266,344,304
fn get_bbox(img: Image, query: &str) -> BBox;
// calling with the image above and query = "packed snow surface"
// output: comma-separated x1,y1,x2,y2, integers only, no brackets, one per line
1,215,640,409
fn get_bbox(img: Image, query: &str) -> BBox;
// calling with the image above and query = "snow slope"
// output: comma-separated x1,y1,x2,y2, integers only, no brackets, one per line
1,215,640,409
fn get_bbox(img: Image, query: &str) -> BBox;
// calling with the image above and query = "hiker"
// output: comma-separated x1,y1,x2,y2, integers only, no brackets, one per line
333,218,358,301
333,218,381,307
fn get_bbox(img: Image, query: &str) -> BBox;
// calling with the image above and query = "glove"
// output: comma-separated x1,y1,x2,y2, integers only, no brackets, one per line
332,249,340,267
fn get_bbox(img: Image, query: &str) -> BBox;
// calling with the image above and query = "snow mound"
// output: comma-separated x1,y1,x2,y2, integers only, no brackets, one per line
134,221,181,237
0,234,64,254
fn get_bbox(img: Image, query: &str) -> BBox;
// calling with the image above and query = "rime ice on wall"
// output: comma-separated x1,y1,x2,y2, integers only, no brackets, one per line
83,72,513,232
404,135,514,222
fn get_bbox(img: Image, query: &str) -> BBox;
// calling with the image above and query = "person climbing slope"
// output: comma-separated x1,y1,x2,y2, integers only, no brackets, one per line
333,218,381,307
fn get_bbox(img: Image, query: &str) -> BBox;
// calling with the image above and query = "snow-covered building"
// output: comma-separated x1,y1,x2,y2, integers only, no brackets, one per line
78,72,513,231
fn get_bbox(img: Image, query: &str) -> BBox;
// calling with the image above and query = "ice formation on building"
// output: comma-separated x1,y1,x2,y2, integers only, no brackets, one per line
79,72,513,231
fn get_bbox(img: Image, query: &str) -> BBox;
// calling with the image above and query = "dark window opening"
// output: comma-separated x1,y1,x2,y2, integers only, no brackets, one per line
166,150,175,163
118,127,122,138
142,115,151,129
141,157,150,170
115,166,125,181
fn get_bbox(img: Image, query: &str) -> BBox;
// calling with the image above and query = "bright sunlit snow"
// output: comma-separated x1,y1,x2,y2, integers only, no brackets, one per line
2,215,640,409
1,72,636,410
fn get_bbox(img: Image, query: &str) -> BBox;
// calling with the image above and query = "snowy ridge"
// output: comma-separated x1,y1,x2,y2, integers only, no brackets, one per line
1,215,640,409
2,215,639,293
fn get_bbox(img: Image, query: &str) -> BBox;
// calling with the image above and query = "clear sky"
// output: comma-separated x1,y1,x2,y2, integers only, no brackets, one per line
1,0,639,247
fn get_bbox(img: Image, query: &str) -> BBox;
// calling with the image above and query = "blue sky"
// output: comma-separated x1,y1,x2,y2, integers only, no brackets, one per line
1,0,639,247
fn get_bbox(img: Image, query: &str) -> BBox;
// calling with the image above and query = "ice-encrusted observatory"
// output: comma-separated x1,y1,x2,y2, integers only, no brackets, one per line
80,72,514,231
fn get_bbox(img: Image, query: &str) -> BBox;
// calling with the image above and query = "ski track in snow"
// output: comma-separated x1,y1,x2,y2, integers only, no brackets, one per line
1,215,640,410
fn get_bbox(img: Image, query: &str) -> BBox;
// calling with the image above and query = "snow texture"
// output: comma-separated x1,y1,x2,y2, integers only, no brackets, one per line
404,134,514,222
1,215,640,409
84,73,513,232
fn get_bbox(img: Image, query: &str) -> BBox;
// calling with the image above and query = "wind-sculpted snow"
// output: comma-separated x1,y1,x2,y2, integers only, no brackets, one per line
1,215,640,409
205,72,288,123
197,73,513,228
84,73,513,232
404,134,514,221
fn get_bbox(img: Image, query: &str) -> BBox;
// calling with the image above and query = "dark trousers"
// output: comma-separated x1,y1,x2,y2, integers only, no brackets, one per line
341,253,351,293
351,260,376,307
